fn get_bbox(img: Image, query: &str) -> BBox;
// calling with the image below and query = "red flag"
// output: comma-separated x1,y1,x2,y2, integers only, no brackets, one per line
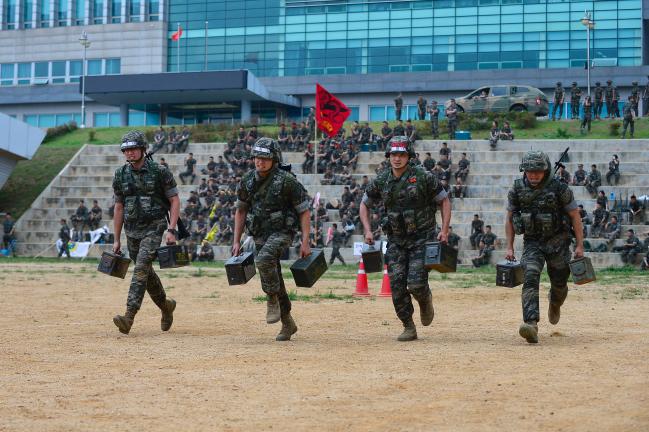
315,83,350,138
171,26,183,41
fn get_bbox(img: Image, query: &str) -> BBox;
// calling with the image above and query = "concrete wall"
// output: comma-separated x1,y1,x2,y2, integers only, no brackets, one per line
0,21,167,74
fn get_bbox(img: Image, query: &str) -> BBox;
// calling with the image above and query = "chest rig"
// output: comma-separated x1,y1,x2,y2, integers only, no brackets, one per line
245,168,299,237
118,160,167,225
379,166,436,237
511,178,567,240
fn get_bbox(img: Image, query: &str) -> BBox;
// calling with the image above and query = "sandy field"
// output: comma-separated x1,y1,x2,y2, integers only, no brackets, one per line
1,262,648,432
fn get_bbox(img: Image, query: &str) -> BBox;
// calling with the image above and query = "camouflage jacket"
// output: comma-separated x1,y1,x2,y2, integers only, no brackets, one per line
112,159,178,238
587,170,601,185
594,86,604,101
363,165,447,242
507,177,577,240
236,166,310,238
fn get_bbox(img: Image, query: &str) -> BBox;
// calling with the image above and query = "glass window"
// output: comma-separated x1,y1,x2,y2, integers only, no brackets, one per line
38,114,56,128
6,0,17,27
93,0,103,23
111,0,121,22
149,0,159,20
34,62,49,78
51,61,66,83
87,59,102,75
1,63,14,86
130,0,140,21
25,115,39,127
57,0,68,25
369,106,387,121
109,113,121,126
23,0,34,28
40,0,50,25
105,58,120,74
17,63,31,84
94,112,109,127
74,0,84,24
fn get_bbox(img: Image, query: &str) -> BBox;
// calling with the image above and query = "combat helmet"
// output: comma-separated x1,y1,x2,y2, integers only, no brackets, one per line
120,130,148,152
519,150,551,176
385,136,414,158
251,137,281,162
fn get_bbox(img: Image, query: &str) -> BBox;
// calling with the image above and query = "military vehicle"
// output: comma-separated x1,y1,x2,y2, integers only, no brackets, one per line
446,85,549,116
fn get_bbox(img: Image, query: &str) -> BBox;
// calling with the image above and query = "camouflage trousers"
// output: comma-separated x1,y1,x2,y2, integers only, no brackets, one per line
551,101,562,120
386,234,433,323
571,99,580,119
329,246,346,265
520,236,572,323
447,119,457,139
430,118,439,138
125,223,167,312
255,231,293,316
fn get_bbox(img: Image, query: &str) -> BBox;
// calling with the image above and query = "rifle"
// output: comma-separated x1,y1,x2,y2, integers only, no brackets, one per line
553,147,570,176
145,148,191,240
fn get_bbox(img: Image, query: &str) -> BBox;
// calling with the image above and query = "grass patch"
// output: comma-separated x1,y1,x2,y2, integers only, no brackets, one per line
252,289,354,303
618,286,648,300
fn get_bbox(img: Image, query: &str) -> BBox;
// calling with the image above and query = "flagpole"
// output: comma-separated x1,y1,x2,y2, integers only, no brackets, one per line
177,22,180,73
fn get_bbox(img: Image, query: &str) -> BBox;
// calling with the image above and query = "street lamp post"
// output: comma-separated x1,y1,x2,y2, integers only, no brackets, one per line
79,31,91,128
581,10,595,97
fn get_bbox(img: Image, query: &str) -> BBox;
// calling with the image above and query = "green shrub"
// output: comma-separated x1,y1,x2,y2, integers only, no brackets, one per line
144,129,155,142
609,122,621,136
514,112,537,129
87,130,96,142
43,121,78,142
556,127,570,138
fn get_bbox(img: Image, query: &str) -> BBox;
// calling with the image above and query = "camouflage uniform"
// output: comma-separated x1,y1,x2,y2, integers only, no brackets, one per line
329,230,346,265
236,145,310,321
605,81,616,118
570,82,582,119
593,82,604,119
417,97,427,121
585,168,601,197
508,152,578,327
551,82,564,120
621,101,635,139
362,156,448,326
113,157,178,313
446,103,458,139
630,81,639,115
428,102,440,139
394,95,403,121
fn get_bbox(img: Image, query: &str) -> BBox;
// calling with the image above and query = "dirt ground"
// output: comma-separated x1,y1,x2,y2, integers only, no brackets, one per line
1,262,648,432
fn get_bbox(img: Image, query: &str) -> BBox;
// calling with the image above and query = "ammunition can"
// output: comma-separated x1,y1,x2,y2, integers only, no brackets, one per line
97,251,131,279
496,260,524,287
224,252,256,286
570,256,596,285
157,244,190,269
290,249,328,288
361,242,384,273
424,241,458,273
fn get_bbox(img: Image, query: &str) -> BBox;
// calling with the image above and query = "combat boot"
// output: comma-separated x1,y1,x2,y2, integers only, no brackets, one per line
548,303,561,325
266,294,281,324
416,293,434,326
276,313,298,341
113,308,137,335
518,321,539,344
397,318,418,342
161,298,176,331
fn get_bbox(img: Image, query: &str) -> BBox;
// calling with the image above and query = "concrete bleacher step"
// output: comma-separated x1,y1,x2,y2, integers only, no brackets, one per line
14,140,649,267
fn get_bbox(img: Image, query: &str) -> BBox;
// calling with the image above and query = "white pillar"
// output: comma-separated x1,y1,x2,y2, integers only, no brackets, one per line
83,0,89,25
120,0,126,23
158,0,164,22
139,0,144,22
66,0,73,26
32,0,39,26
49,0,55,27
15,0,22,28
102,0,108,24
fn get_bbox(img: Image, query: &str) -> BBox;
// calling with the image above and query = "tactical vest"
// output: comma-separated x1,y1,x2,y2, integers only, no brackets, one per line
244,168,300,237
378,166,437,237
511,177,569,239
118,160,168,225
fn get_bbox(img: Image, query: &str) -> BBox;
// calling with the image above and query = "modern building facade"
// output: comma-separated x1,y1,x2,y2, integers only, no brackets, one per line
1,0,648,126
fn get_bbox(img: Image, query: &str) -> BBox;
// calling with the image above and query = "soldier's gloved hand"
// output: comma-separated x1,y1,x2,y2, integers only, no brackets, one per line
300,241,311,258
437,230,449,244
574,244,584,259
231,243,241,257
363,230,374,245
113,240,121,255
505,248,516,262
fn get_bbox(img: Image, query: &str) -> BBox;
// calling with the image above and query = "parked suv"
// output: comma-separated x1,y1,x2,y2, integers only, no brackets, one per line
446,85,549,116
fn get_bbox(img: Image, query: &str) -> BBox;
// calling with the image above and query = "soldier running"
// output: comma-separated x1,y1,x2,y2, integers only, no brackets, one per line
505,151,584,344
111,130,179,335
360,136,452,341
232,137,312,342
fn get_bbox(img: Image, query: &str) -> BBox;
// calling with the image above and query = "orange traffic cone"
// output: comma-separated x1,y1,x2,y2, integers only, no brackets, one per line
353,259,370,297
378,264,391,297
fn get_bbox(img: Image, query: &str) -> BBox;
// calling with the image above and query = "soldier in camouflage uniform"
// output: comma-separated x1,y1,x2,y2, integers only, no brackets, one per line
328,223,346,265
394,93,403,121
360,136,452,341
417,95,427,121
570,82,582,120
427,100,440,139
446,99,458,139
643,76,649,117
605,80,616,118
630,81,639,115
621,96,636,139
232,137,312,342
112,130,179,335
505,151,584,344
551,82,564,121
593,82,604,119
585,164,601,197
